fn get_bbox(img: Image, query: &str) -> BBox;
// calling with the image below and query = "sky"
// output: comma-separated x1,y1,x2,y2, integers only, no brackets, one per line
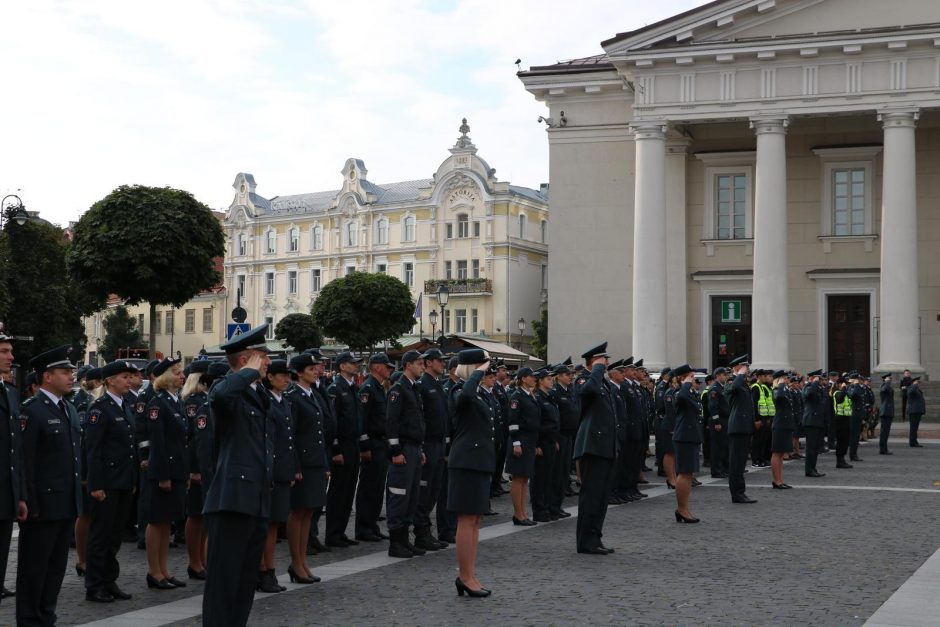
0,0,712,226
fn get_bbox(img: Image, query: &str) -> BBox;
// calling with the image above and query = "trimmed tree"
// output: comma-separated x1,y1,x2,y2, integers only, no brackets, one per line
67,185,225,359
530,307,547,361
99,305,148,362
312,272,414,351
274,313,323,352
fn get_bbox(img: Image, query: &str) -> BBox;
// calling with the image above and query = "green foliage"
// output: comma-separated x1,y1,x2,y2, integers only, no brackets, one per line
274,313,323,352
312,272,414,351
530,307,547,361
99,305,147,362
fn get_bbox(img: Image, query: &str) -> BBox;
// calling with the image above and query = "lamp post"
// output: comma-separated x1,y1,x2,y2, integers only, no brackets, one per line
517,317,526,351
0,195,28,229
428,309,438,347
437,284,450,350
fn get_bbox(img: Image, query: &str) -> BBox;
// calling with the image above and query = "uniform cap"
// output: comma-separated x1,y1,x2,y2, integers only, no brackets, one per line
447,356,459,370
86,367,103,381
401,350,424,365
101,361,137,379
634,358,645,369
76,365,92,380
535,369,553,380
188,360,210,375
728,354,750,367
29,345,76,373
303,348,325,360
152,358,181,378
580,341,608,361
772,370,788,379
606,359,624,371
456,348,489,365
881,373,892,381
421,348,444,361
516,367,535,379
290,353,318,371
807,369,823,377
219,323,270,355
671,364,693,379
369,353,393,366
208,362,230,378
334,351,362,365
144,359,161,377
562,356,572,366
551,364,569,376
267,359,291,375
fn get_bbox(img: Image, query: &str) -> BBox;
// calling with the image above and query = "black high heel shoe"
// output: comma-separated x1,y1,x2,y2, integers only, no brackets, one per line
666,481,676,490
455,577,491,598
287,564,319,584
511,517,536,526
146,574,175,590
75,564,85,577
187,566,207,580
674,510,700,524
772,483,793,490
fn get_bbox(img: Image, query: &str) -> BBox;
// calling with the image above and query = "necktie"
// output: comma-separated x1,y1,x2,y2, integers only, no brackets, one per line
58,400,70,420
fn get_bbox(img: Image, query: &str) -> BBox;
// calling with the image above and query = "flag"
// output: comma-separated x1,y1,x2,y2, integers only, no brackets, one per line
414,292,423,319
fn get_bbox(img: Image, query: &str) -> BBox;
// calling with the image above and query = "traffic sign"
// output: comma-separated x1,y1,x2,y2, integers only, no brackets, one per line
721,300,742,323
227,323,250,340
232,307,247,323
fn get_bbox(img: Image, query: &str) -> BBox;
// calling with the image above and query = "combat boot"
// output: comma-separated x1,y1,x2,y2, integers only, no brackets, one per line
387,528,414,558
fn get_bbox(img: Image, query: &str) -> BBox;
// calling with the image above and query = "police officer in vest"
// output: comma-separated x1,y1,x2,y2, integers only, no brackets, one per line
18,346,83,626
415,348,450,551
325,351,364,548
750,370,774,468
878,373,895,455
202,324,273,627
84,360,138,603
724,354,756,504
573,342,617,554
355,353,394,543
386,350,427,558
0,333,26,602
707,368,730,478
801,370,828,477
832,377,854,468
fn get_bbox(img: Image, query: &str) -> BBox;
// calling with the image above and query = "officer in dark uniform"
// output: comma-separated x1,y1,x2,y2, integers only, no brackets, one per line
17,345,83,627
202,324,273,627
847,374,866,462
550,363,578,516
573,342,616,554
0,333,26,602
415,348,449,551
907,377,925,447
489,361,510,498
135,359,160,549
84,360,138,603
707,368,730,478
605,360,628,505
505,367,540,524
386,350,427,558
802,370,827,477
724,354,756,504
355,353,394,542
878,374,895,455
183,360,211,581
325,351,364,548
623,360,649,500
832,376,853,468
436,356,461,545
671,364,702,522
299,348,333,556
531,369,559,521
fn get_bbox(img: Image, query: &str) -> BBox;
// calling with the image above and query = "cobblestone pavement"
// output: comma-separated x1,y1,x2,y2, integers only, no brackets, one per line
0,439,937,626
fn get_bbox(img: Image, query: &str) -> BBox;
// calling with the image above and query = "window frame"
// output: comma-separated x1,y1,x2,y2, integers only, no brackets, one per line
288,227,299,252
311,224,324,251
184,308,195,334
264,316,274,339
457,214,469,239
311,268,322,292
702,164,754,241
403,261,414,288
265,271,275,297
455,308,467,333
457,260,468,279
265,229,276,255
202,307,213,333
471,308,478,332
345,221,358,247
237,233,247,256
471,259,480,279
402,215,416,242
818,156,877,237
165,310,174,335
518,214,527,239
374,217,389,245
287,269,298,294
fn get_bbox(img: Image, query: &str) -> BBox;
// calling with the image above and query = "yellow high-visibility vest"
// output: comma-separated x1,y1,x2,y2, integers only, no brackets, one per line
751,383,776,417
834,393,852,416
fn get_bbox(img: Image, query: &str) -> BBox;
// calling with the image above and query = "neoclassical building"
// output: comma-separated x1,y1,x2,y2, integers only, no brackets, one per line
521,0,940,376
222,120,549,352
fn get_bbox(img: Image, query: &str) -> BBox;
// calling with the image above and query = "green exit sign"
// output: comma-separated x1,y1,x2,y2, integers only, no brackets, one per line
721,300,742,323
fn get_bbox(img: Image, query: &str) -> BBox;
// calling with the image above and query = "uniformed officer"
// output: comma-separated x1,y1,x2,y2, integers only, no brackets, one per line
847,373,866,462
491,361,512,497
724,354,756,504
325,351,364,548
573,342,617,554
671,364,701,523
17,345,83,627
531,369,559,521
505,367,540,525
906,377,925,447
385,350,427,558
84,360,138,603
74,365,101,580
831,377,854,468
299,348,333,556
182,359,211,581
770,370,795,489
355,353,394,543
201,324,273,627
0,334,26,602
707,368,730,478
878,374,895,455
750,370,774,468
801,370,827,477
550,363,578,516
134,359,160,550
436,356,461,545
414,348,450,551
605,360,628,504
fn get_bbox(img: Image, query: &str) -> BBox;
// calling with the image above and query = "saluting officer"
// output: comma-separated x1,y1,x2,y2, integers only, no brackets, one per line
325,351,364,548
355,353,394,543
490,362,511,497
415,348,450,551
802,370,827,477
84,360,138,603
671,364,702,523
182,360,211,582
878,374,895,455
0,333,26,602
134,359,160,550
17,345,83,627
847,373,866,462
386,350,427,558
201,324,273,627
707,368,730,478
724,354,756,504
573,342,617,555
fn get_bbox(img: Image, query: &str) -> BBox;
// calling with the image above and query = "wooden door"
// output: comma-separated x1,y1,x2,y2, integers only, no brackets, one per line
827,295,870,374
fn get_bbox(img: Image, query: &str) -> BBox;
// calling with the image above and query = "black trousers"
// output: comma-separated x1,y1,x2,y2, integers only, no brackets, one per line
804,427,824,473
549,433,574,512
203,512,267,627
0,518,11,599
325,442,360,542
849,416,862,458
385,444,422,532
834,418,850,459
727,433,751,498
879,417,893,452
621,439,642,495
415,441,445,531
436,462,457,539
87,489,133,592
16,519,71,627
611,439,629,496
490,433,507,493
575,454,614,552
751,422,770,463
354,440,388,536
702,422,711,464
909,414,922,446
530,442,556,518
710,426,729,475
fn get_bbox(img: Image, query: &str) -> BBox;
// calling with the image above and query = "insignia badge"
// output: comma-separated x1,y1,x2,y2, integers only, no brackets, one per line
78,412,87,424
196,416,207,430
20,418,26,432
88,411,100,425
136,402,145,414
360,394,369,404
577,378,585,386
186,405,197,418
510,400,519,409
149,407,159,421
389,391,399,403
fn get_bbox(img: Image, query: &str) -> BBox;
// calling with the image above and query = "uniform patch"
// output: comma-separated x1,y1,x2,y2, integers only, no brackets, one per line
20,418,27,432
710,391,718,399
88,410,100,425
510,400,519,409
360,393,370,404
135,402,145,414
78,411,87,425
196,416,207,430
389,391,400,403
577,378,586,386
186,405,197,418
149,407,159,421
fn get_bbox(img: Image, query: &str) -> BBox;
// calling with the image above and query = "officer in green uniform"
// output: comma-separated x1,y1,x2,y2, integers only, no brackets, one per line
750,370,774,467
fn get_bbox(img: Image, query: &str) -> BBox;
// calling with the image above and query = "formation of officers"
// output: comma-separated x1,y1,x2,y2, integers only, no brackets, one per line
0,325,929,623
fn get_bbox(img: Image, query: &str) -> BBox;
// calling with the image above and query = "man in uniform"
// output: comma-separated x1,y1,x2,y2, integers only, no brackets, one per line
878,373,895,455
802,370,827,477
354,353,394,543
899,368,912,421
551,362,579,515
724,355,756,504
750,370,774,468
436,356,461,545
832,376,854,468
202,324,273,627
325,351,364,547
18,346,82,626
303,348,334,555
573,342,616,554
707,368,730,478
386,350,426,558
490,361,511,497
414,348,449,551
847,374,866,462
0,333,26,602
135,359,160,550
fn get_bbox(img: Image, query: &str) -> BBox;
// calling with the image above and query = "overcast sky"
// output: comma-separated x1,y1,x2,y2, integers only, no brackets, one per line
0,0,710,226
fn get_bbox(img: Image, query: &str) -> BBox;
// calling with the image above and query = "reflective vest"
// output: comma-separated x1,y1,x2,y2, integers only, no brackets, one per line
834,393,852,417
751,383,775,417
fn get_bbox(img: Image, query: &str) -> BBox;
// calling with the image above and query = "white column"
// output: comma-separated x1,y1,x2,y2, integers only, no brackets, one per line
750,117,790,370
665,136,690,366
877,109,922,373
631,121,667,369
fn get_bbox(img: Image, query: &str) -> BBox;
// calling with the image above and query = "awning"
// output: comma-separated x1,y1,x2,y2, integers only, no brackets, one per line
456,336,542,365
203,340,292,356
388,335,542,366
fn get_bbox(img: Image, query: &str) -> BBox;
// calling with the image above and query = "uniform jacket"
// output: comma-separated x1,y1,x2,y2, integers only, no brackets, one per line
327,376,362,455
85,393,137,492
802,382,827,428
192,400,215,487
184,391,208,474
846,384,867,419
879,382,895,418
672,382,703,444
492,381,511,441
0,383,25,517
535,389,560,450
266,390,300,483
133,386,156,462
203,369,274,518
147,391,188,483
772,383,795,431
619,382,644,441
507,388,540,445
288,386,329,469
907,384,925,415
418,372,449,446
661,386,677,432
573,363,617,460
552,383,580,434
448,370,495,473
386,375,425,455
725,373,756,435
20,391,83,520
707,381,730,427
358,374,387,451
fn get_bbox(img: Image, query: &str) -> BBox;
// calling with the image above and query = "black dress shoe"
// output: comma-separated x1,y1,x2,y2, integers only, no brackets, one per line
577,546,610,555
355,532,383,542
483,509,499,516
86,590,115,603
167,577,187,587
532,514,551,523
598,544,615,553
836,461,853,469
311,537,330,552
850,457,863,462
511,517,536,526
805,470,825,478
374,530,389,540
325,537,349,548
439,534,456,544
1,586,14,598
732,495,757,504
691,478,702,487
637,478,650,484
555,510,572,518
76,564,86,577
146,574,175,590
880,451,893,455
187,566,207,580
341,536,359,546
107,584,132,600
911,443,924,448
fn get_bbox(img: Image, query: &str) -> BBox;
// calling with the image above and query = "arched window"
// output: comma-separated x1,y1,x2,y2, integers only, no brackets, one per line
518,214,527,239
402,215,416,242
540,219,548,244
345,221,358,247
288,227,299,252
375,217,388,245
266,229,276,254
237,233,247,256
457,213,469,238
311,224,323,250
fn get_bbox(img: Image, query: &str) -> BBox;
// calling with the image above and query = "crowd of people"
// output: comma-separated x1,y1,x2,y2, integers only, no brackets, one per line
0,327,928,625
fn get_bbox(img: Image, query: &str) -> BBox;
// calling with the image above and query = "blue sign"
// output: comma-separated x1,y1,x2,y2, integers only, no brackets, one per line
227,323,250,340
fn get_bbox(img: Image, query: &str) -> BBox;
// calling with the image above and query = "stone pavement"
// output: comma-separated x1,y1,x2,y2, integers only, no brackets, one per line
0,437,937,626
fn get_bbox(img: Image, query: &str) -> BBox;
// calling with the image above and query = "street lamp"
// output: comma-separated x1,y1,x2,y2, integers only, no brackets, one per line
428,309,438,345
517,317,526,351
437,284,449,349
0,195,28,229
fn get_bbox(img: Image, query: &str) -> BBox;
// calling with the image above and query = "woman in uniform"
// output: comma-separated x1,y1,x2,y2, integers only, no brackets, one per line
771,370,795,489
181,360,211,580
670,365,701,523
74,367,103,578
448,349,493,598
505,367,540,526
83,361,138,602
144,358,187,589
658,373,679,490
530,369,559,522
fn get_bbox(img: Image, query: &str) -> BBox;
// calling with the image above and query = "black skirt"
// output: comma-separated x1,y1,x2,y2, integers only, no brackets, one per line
149,480,186,523
186,480,204,517
504,431,537,478
447,468,491,515
270,482,291,523
81,486,93,516
674,441,700,475
772,428,794,453
656,429,676,455
290,468,327,511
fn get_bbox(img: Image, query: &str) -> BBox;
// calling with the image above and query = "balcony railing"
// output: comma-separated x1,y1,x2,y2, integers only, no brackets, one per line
424,278,493,294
